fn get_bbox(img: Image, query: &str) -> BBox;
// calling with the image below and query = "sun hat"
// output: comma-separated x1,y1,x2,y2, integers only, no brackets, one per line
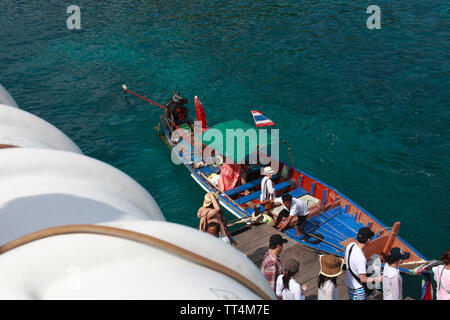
261,166,276,176
319,254,344,277
357,227,375,243
202,192,218,208
388,247,410,261
213,155,223,167
284,259,300,275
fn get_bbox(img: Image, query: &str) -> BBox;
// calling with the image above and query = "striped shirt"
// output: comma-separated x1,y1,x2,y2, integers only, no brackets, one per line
347,287,366,300
261,250,284,291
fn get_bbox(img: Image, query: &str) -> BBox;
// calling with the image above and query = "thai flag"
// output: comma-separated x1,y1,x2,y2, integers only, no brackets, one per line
251,110,275,127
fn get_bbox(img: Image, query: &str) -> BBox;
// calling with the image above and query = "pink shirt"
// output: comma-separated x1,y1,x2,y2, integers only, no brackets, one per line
433,265,450,300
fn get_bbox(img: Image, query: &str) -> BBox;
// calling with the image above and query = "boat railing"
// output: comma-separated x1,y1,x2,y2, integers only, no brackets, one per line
375,226,392,238
364,222,400,261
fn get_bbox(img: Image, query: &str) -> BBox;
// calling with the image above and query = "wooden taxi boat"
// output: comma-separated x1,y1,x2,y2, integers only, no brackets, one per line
151,92,429,275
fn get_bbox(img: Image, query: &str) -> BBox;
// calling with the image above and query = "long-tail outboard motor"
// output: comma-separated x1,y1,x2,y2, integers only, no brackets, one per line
164,94,189,126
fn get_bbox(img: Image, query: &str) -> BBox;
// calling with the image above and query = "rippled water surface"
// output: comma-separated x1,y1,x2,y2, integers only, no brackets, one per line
0,1,448,299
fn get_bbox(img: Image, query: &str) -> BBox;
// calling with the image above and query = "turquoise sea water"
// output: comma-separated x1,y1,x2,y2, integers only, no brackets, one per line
0,1,448,299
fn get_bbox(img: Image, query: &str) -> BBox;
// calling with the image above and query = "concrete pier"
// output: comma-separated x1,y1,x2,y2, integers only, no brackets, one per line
231,223,383,300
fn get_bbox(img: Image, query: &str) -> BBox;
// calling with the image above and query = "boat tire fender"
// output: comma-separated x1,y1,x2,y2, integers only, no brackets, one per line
303,232,324,245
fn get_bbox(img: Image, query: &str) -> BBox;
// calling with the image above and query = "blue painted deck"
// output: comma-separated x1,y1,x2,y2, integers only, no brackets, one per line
283,206,366,256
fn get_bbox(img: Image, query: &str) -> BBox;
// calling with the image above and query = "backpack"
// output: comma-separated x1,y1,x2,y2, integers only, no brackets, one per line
348,244,377,296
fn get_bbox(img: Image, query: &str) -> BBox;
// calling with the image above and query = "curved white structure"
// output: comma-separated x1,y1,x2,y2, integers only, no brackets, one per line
0,104,81,152
0,148,165,245
0,84,18,108
0,221,275,299
0,88,275,300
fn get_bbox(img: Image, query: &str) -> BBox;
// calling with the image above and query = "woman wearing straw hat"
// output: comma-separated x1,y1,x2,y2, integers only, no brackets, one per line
275,259,307,300
197,192,233,243
318,254,344,300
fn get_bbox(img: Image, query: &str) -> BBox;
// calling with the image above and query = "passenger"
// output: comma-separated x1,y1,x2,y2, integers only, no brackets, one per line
218,162,240,192
206,221,232,245
344,227,382,300
260,166,276,210
432,249,450,300
197,192,233,243
317,254,344,300
239,164,249,194
273,193,309,237
261,234,287,292
382,247,410,300
275,259,306,300
218,161,250,195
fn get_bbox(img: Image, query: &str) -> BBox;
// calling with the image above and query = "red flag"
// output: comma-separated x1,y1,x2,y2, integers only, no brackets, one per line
195,96,207,130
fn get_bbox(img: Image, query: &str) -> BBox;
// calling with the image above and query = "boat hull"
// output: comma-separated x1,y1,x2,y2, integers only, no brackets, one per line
158,116,428,274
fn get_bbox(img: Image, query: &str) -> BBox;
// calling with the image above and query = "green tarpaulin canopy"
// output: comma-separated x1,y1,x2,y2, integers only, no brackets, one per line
200,120,274,163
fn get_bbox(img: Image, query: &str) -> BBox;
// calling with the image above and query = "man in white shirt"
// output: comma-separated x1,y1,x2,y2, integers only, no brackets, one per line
273,193,309,237
344,227,382,300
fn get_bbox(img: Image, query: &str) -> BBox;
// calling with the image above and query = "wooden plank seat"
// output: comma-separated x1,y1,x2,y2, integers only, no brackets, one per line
224,174,281,197
245,204,266,215
199,165,220,176
199,164,264,181
235,179,296,205
289,187,308,199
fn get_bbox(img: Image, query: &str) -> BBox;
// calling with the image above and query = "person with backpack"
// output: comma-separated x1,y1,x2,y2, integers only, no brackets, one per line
344,227,383,300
